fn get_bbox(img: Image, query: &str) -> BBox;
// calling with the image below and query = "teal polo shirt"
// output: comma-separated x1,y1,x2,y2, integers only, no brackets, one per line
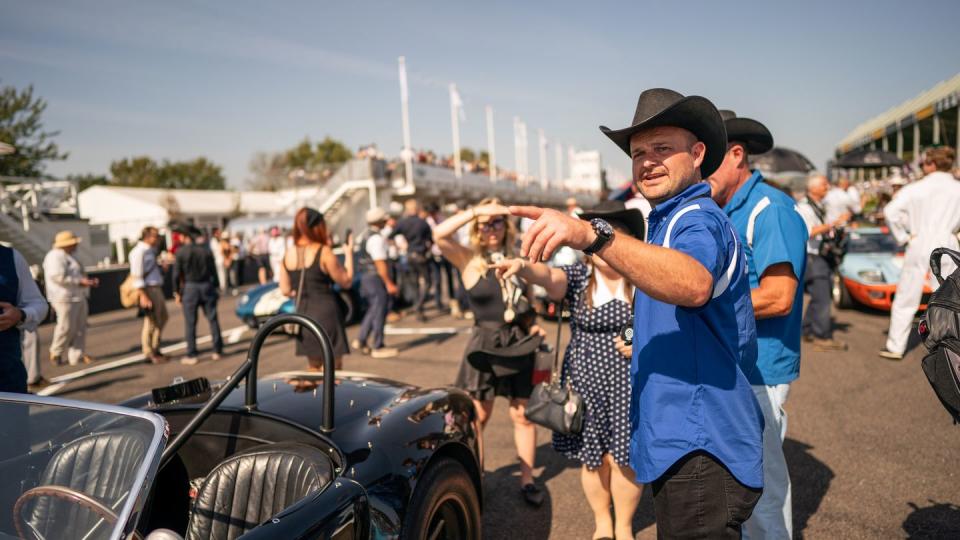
723,171,809,386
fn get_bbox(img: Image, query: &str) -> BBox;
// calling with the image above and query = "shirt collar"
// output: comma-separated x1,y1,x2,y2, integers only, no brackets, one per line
649,182,712,224
724,170,764,214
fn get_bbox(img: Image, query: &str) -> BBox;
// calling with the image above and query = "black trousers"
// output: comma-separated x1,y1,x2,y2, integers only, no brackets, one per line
652,451,762,539
406,253,430,315
802,254,833,339
182,282,223,356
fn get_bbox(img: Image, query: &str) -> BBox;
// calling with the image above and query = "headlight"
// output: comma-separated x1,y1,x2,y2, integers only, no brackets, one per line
857,269,884,283
239,294,250,304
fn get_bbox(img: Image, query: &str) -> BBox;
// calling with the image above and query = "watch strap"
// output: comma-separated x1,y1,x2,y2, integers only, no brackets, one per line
583,220,612,255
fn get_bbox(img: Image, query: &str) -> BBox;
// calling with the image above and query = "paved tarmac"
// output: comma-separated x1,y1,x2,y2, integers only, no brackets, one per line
31,290,960,539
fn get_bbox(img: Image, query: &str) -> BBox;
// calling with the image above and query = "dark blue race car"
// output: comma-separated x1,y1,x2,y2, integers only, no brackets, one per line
0,315,482,540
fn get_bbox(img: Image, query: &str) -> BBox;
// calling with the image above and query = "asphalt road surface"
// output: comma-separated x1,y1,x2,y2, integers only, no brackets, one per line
32,290,960,539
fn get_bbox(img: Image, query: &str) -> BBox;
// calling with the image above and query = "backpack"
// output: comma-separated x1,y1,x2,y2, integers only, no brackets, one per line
918,248,960,423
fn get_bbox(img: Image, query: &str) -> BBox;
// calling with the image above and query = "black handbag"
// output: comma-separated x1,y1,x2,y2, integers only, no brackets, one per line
524,301,584,435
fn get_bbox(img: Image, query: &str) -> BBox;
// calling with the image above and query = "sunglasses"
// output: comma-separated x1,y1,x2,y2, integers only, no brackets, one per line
479,218,506,231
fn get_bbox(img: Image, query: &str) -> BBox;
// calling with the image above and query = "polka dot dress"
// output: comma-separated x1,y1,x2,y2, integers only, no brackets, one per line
552,263,634,471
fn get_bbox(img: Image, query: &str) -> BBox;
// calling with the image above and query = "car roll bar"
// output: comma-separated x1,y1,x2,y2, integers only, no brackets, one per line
160,314,336,468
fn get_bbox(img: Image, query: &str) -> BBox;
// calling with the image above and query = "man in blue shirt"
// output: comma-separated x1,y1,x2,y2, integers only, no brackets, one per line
708,111,809,539
513,88,763,538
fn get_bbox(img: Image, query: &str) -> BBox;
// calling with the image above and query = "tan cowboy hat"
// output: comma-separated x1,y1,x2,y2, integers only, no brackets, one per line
52,231,82,249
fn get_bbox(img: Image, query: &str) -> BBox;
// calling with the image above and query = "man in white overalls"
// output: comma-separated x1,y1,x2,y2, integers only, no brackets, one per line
880,147,960,360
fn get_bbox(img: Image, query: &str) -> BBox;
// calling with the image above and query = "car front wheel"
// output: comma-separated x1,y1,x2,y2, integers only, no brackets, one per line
832,273,854,309
401,458,481,540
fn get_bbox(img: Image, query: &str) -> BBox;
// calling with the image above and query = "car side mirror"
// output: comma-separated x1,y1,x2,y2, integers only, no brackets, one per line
145,529,184,540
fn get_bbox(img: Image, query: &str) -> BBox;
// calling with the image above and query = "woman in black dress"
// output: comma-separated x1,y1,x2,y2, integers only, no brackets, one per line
279,207,354,370
433,197,545,507
492,200,645,540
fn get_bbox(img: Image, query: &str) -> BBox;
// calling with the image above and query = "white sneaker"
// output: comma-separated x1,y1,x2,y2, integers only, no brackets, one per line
371,347,399,359
181,356,199,365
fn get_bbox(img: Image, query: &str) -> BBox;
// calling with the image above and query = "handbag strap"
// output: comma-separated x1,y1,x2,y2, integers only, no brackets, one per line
550,299,564,385
295,247,306,308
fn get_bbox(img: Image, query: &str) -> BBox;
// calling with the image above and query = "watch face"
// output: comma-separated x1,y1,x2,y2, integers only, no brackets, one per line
592,219,614,238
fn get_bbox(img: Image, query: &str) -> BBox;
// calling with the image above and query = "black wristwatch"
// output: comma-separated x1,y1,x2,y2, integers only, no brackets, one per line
583,218,614,255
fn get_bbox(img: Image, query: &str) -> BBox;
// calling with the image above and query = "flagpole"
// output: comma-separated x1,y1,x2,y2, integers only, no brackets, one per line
519,120,528,186
554,142,563,189
449,83,462,179
538,129,548,190
485,105,496,183
398,56,413,190
513,116,521,185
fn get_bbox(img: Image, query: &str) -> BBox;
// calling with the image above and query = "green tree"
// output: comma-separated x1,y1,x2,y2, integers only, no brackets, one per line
0,83,68,177
109,156,225,190
159,157,225,190
284,136,352,170
110,156,161,187
460,147,476,163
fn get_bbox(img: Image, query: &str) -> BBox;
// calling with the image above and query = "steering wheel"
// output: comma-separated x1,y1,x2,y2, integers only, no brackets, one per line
13,485,143,540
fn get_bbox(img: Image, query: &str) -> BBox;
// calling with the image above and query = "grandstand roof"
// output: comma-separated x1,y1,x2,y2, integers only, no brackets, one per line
836,73,960,153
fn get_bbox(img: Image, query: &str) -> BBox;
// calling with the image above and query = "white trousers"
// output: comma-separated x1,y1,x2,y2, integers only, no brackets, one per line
49,300,88,365
743,383,792,540
886,243,957,354
21,329,41,384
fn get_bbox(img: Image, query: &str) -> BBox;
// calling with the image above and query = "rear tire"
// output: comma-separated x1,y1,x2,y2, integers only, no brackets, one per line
400,458,481,540
833,273,854,309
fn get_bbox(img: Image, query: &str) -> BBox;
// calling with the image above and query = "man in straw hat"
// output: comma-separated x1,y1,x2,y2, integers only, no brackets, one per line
512,88,763,537
43,230,99,366
708,110,809,539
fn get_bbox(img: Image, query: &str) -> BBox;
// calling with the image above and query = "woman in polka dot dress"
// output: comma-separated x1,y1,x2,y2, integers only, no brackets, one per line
492,200,645,540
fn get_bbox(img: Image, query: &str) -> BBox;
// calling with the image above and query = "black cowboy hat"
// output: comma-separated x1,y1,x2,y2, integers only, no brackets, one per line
600,88,727,178
719,110,774,155
579,200,645,241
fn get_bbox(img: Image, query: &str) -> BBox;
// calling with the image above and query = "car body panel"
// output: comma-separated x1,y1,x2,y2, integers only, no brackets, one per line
236,280,363,327
121,370,481,538
837,228,933,311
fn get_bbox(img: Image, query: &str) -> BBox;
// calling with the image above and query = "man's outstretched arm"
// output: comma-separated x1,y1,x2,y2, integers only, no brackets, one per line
511,205,714,307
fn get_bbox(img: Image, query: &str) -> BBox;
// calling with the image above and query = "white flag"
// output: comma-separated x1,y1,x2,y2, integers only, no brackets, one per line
398,57,409,103
449,84,466,122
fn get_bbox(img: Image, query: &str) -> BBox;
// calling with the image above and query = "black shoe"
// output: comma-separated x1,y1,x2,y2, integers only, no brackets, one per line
520,483,543,507
416,312,428,323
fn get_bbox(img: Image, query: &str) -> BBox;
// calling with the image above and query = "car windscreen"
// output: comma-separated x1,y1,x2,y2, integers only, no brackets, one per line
0,397,164,540
846,231,901,254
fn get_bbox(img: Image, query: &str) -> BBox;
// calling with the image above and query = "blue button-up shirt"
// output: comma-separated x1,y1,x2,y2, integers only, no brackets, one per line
630,182,763,488
723,171,809,386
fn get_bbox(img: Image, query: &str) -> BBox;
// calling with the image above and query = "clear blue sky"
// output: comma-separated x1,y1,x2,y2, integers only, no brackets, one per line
3,0,960,188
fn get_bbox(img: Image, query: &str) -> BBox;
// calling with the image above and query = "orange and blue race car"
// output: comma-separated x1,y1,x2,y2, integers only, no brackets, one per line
832,227,934,311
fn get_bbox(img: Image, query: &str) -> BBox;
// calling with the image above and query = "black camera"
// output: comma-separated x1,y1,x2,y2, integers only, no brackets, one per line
619,324,633,346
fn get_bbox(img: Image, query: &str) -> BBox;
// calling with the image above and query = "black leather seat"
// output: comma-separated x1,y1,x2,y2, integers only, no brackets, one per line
185,442,334,540
27,430,148,538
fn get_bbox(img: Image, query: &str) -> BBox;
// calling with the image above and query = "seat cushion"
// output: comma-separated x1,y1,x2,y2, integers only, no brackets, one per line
185,442,334,540
28,430,148,537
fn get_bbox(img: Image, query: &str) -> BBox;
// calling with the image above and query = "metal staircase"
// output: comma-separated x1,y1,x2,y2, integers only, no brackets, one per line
0,211,47,265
